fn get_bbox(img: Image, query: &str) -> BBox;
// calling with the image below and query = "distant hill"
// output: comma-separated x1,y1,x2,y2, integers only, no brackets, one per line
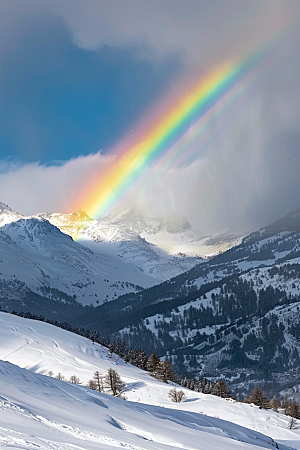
72,206,300,397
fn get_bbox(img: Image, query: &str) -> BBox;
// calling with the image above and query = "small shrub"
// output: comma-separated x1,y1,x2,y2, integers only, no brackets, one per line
168,388,185,403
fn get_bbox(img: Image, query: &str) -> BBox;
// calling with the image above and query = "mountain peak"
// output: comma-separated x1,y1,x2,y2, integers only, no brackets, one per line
0,202,23,226
69,209,92,222
35,210,93,239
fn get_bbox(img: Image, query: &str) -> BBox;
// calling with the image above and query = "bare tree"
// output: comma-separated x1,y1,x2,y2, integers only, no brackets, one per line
87,379,97,390
288,417,297,429
168,388,185,403
48,370,54,377
69,375,81,384
55,372,66,381
93,371,104,392
104,368,125,396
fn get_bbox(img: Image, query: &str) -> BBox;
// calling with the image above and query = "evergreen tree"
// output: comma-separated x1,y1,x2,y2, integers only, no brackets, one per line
248,387,268,408
212,380,231,398
285,400,300,419
269,396,279,412
146,353,161,377
156,361,175,383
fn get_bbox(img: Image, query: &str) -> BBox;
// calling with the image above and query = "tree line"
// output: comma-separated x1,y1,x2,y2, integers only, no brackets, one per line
244,386,300,429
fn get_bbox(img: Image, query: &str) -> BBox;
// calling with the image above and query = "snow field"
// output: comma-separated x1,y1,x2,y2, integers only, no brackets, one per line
0,312,299,449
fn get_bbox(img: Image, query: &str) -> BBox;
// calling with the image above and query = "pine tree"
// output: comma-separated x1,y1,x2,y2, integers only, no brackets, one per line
269,396,279,412
248,387,268,408
156,361,175,383
146,353,161,377
212,380,231,398
134,349,147,370
285,400,300,419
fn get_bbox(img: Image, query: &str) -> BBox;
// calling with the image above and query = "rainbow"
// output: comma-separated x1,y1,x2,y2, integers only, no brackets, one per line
71,8,296,221
73,53,264,219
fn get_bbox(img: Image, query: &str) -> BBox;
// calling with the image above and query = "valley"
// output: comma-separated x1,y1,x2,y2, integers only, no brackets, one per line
1,202,300,401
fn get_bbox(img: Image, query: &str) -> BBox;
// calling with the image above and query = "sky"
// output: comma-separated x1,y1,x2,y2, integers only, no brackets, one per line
0,0,300,233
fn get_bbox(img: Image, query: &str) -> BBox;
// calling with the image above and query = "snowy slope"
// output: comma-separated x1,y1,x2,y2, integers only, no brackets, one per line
38,207,248,282
100,207,248,257
0,311,299,450
0,217,156,306
1,359,292,450
0,202,22,226
77,219,202,282
0,202,247,289
38,209,205,282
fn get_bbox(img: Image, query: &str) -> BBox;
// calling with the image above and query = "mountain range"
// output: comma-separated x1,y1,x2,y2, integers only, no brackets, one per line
0,202,246,308
2,201,300,398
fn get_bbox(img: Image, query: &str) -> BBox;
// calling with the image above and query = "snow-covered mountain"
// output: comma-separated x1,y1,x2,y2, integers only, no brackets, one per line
0,202,248,315
34,209,206,282
38,207,248,282
0,201,23,226
74,207,300,397
76,219,203,283
4,201,300,399
37,208,93,238
98,207,248,257
0,215,156,307
0,311,297,450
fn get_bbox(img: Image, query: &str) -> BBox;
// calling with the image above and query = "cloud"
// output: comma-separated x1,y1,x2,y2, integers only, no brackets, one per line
3,1,298,69
1,90,300,234
0,154,112,216
0,5,183,164
0,89,286,234
55,1,300,67
0,1,300,233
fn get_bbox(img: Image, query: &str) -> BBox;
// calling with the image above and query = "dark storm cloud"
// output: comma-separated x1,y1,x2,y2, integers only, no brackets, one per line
0,0,300,233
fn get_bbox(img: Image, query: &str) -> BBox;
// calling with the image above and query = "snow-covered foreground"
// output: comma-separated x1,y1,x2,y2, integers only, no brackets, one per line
0,312,299,450
1,359,290,450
